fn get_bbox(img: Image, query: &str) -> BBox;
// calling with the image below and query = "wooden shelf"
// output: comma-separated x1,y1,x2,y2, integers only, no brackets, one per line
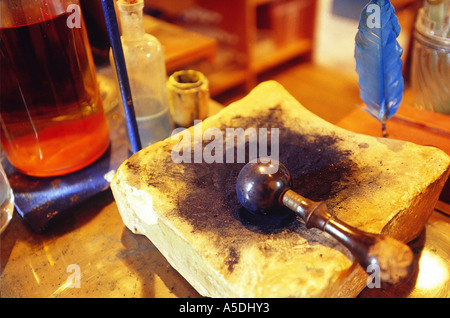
250,38,312,73
207,65,248,96
145,0,316,96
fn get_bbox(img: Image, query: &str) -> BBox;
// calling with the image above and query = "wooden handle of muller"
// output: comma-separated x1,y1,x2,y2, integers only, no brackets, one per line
282,190,414,284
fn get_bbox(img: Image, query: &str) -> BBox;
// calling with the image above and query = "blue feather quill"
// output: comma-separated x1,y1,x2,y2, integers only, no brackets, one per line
355,0,404,137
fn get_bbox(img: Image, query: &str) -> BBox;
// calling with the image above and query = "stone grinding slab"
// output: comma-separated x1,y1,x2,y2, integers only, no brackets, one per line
111,81,450,297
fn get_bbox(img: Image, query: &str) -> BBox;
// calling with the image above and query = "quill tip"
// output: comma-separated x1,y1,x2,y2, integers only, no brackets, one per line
382,122,388,138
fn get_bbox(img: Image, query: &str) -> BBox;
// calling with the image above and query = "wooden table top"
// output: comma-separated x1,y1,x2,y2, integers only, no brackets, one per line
1,88,449,299
336,102,450,298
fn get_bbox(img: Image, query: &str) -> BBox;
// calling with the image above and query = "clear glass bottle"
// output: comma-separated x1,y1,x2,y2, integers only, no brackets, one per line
411,0,450,115
113,0,173,147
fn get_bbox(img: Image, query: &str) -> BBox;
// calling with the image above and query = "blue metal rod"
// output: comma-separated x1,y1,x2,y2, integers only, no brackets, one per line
101,0,142,153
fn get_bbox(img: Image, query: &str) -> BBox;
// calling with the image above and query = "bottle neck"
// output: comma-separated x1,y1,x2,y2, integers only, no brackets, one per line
117,0,146,40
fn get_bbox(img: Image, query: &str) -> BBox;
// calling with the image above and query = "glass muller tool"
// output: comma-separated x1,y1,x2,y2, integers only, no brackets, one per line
236,159,414,284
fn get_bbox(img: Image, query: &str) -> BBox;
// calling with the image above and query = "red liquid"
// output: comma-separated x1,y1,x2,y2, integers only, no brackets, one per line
0,11,109,177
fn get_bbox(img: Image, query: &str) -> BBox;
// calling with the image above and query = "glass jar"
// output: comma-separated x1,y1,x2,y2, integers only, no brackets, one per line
411,1,450,115
0,0,110,177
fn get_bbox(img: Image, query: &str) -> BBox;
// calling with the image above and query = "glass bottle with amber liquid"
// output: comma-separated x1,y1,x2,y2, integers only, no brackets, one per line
0,0,110,177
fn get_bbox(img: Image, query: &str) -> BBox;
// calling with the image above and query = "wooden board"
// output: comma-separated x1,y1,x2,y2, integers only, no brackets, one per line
337,103,450,204
142,15,218,72
111,81,450,297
